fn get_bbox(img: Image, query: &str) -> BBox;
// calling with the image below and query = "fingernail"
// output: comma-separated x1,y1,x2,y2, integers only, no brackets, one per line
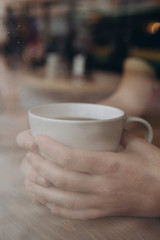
51,206,59,214
39,198,47,205
25,140,38,151
25,141,33,150
37,176,46,186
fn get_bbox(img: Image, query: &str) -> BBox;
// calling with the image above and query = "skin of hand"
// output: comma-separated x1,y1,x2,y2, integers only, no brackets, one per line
99,57,158,116
17,130,160,220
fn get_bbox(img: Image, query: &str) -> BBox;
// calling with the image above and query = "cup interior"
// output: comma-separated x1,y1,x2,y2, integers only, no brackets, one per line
29,103,125,122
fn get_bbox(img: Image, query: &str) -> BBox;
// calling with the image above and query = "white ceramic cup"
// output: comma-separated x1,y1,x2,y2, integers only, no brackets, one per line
28,103,153,152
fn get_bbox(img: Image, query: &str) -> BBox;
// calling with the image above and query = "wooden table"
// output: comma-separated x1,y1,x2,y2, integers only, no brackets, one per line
22,71,120,93
21,71,120,103
0,109,160,240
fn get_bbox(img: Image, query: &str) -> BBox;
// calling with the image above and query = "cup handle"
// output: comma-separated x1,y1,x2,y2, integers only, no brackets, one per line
125,116,153,143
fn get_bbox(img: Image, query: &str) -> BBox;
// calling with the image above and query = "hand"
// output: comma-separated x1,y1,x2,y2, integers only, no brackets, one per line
17,130,51,204
17,130,160,219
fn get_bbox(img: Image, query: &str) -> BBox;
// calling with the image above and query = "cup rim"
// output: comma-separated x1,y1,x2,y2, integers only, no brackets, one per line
28,102,126,123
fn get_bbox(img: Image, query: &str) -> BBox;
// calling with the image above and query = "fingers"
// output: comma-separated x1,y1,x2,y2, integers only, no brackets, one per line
121,130,151,153
50,207,105,220
121,130,142,149
121,130,134,147
34,134,115,174
16,130,37,151
25,178,49,205
25,151,96,193
30,193,47,205
25,180,99,211
21,157,51,187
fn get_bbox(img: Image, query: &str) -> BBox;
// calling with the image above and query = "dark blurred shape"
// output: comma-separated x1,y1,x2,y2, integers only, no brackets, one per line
1,0,160,77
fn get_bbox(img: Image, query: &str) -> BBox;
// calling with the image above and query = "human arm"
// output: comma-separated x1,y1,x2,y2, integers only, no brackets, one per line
17,130,160,219
99,57,159,116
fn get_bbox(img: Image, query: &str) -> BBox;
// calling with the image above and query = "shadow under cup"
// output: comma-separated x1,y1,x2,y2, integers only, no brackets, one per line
28,103,153,152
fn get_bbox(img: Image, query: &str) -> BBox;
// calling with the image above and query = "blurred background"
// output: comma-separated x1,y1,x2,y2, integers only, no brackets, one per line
1,0,160,75
0,0,159,148
0,1,160,237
